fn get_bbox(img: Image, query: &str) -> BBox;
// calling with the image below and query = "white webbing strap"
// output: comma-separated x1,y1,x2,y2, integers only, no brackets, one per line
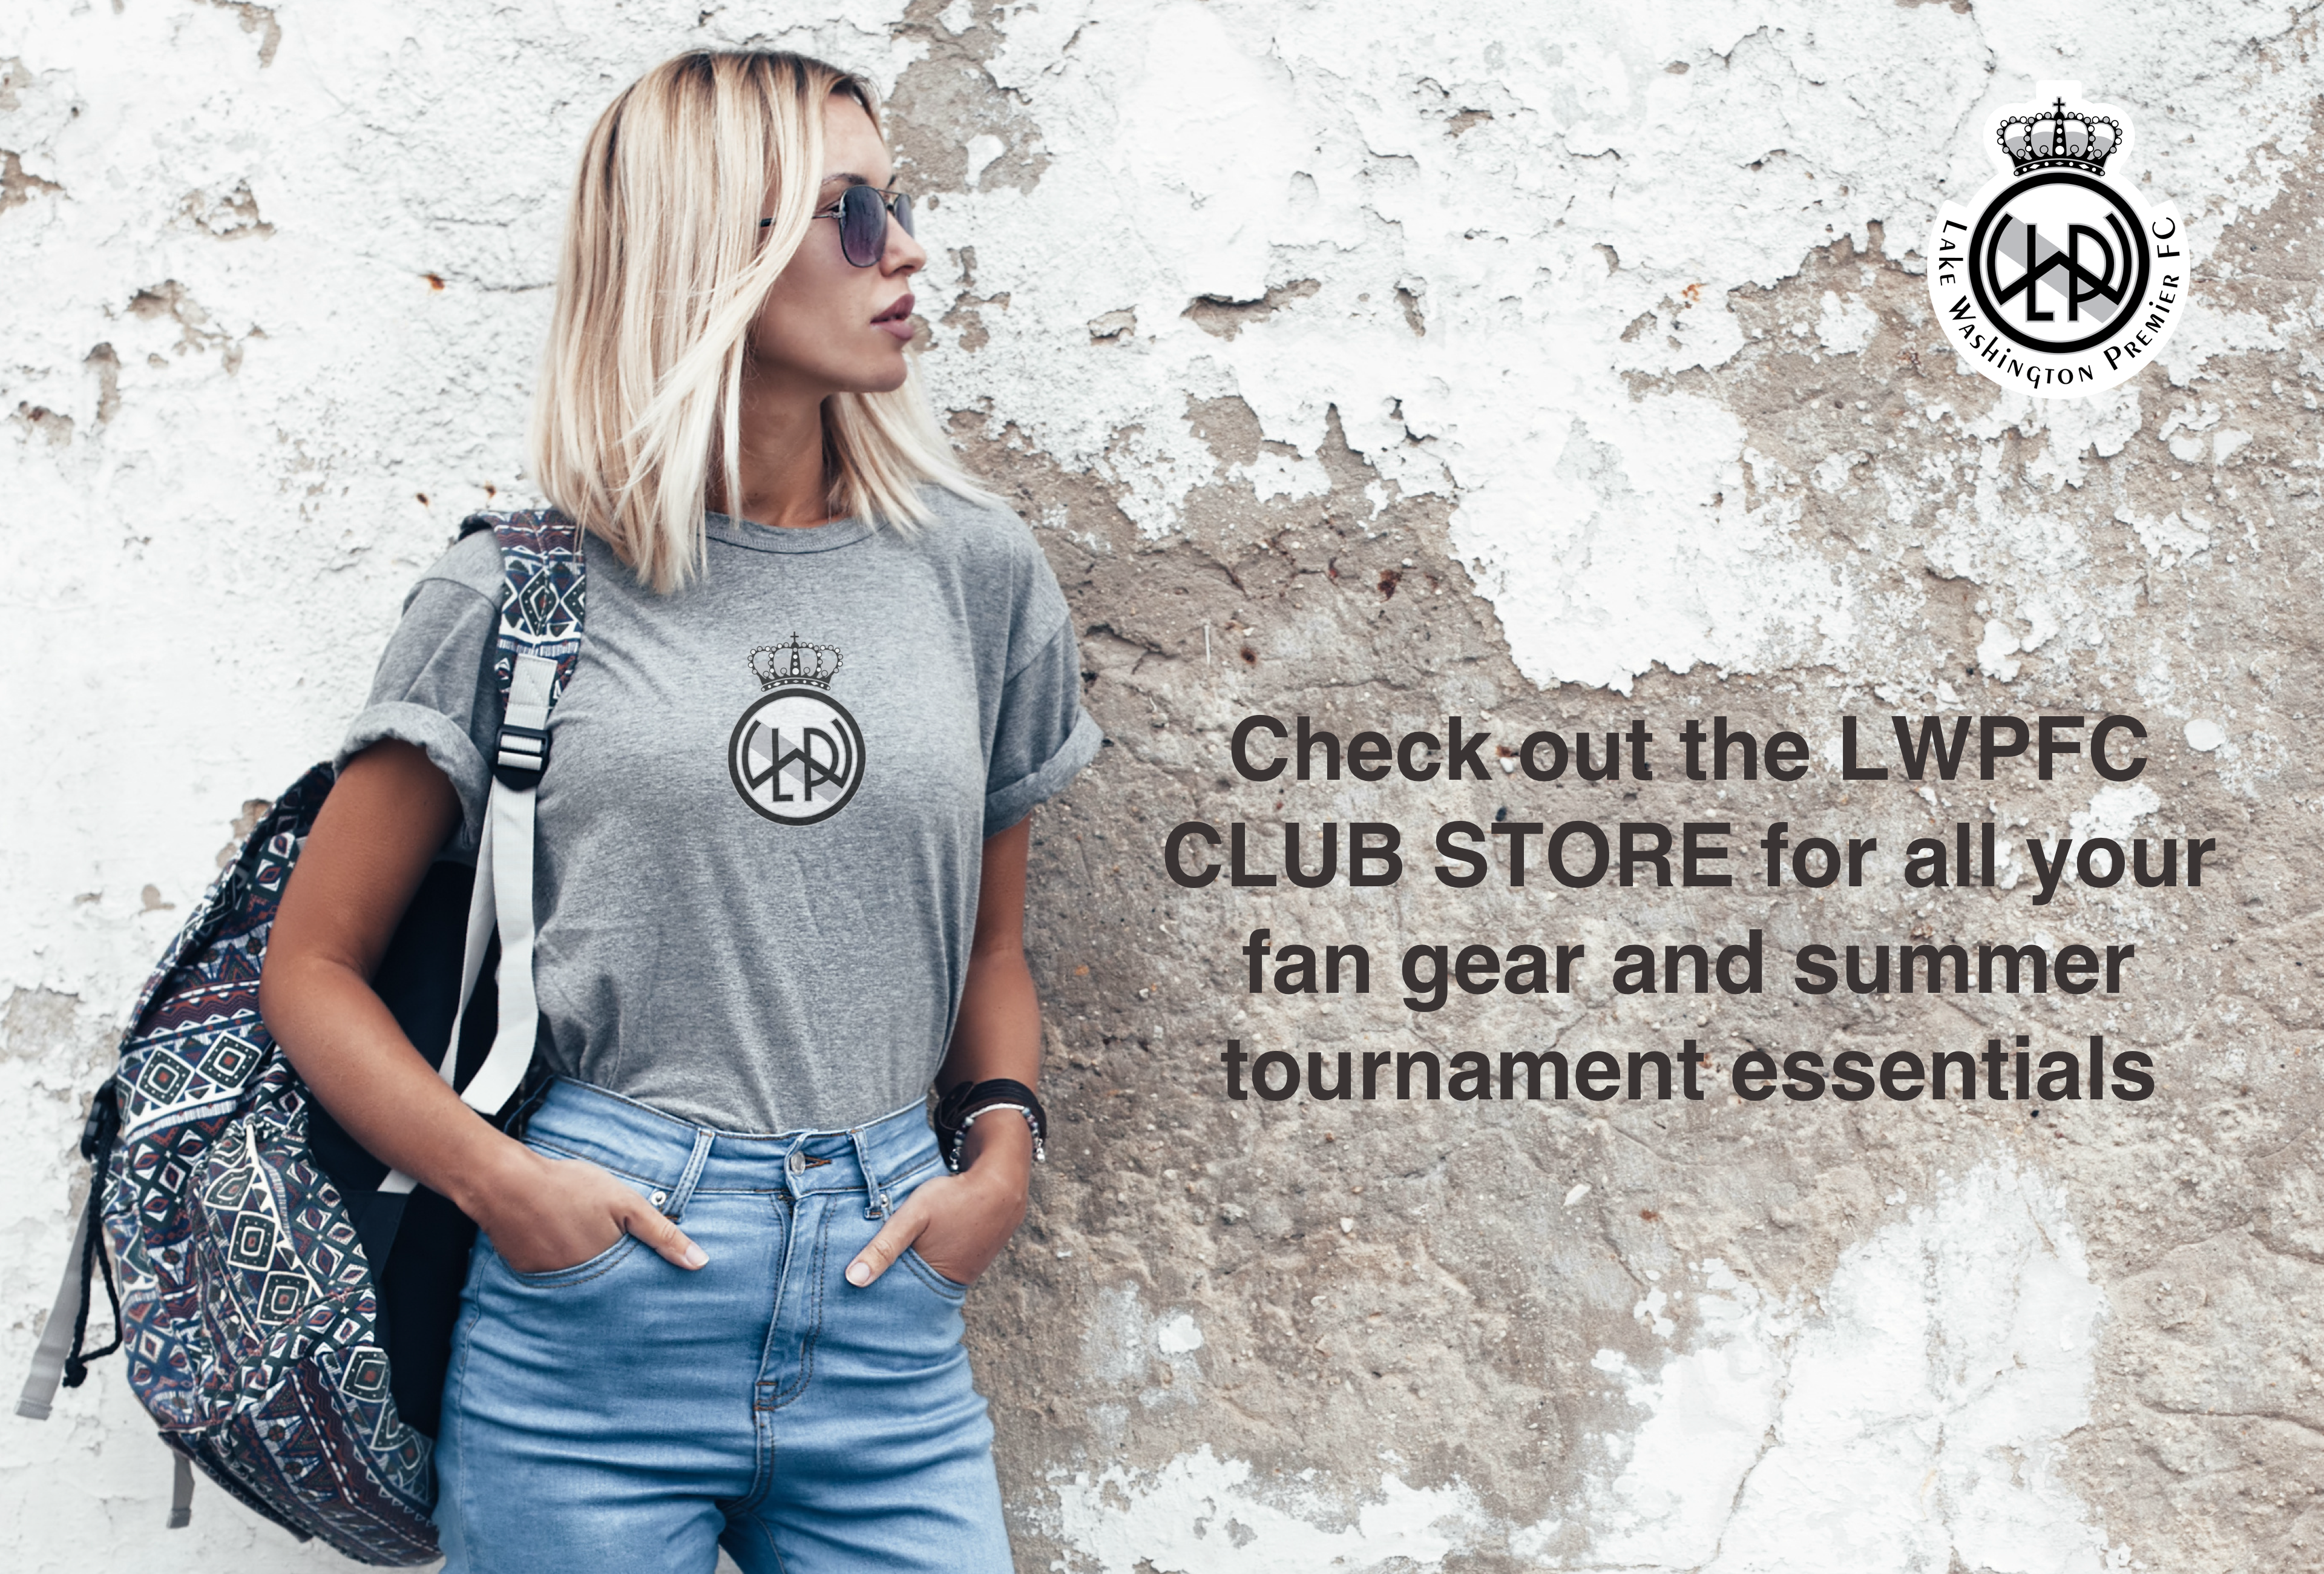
461,775,541,1118
15,1196,90,1419
439,791,501,1089
377,651,559,1193
168,1446,194,1528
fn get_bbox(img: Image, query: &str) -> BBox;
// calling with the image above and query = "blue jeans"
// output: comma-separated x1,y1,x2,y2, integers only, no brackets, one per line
432,1079,1011,1573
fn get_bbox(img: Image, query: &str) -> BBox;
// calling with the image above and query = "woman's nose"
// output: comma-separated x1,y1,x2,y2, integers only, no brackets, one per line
888,219,928,274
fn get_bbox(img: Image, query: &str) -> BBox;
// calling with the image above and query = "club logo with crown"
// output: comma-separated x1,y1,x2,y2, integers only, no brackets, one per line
1928,81,2181,398
727,633,865,825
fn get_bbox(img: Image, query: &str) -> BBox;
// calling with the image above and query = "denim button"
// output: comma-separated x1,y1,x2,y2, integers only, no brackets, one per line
787,1151,806,1174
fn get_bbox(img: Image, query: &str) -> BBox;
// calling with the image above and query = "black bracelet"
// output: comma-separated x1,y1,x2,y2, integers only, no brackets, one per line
932,1078,1048,1173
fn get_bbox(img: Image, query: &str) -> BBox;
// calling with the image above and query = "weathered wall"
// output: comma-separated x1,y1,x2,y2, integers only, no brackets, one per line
4,2,2321,1570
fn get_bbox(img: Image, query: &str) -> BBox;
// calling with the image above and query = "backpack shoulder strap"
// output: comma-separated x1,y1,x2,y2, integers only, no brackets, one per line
379,508,586,1194
471,507,587,788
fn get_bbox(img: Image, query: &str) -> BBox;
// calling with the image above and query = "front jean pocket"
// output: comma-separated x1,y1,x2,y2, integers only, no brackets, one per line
491,1135,671,1288
899,1245,970,1300
498,1230,643,1288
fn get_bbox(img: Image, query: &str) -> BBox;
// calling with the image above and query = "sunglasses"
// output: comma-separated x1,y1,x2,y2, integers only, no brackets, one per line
760,183,915,268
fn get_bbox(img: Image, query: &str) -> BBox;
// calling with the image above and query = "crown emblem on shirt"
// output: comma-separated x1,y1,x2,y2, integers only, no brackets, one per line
1996,96,2121,176
750,633,842,691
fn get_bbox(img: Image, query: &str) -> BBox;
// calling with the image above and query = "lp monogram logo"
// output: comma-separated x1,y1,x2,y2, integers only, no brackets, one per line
1970,170,2144,355
728,634,865,826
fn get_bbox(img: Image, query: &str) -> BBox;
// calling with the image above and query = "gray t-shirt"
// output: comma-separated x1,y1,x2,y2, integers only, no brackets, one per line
338,485,1101,1133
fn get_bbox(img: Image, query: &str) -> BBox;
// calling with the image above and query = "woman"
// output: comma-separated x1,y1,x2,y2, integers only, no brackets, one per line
257,48,1098,1573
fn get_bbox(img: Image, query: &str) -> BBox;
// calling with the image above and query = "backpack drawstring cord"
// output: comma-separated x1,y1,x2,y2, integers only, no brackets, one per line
63,1084,123,1388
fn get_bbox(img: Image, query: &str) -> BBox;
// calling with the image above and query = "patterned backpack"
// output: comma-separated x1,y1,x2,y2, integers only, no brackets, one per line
14,510,586,1564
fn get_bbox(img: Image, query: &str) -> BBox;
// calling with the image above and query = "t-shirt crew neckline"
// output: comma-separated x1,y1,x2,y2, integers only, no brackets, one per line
704,508,875,555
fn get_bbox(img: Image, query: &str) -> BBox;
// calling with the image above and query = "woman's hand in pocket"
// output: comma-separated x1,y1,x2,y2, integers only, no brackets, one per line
846,1116,1033,1289
467,1137,708,1276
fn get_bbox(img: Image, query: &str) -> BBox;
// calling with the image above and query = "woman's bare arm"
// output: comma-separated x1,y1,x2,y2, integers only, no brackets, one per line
258,739,704,1273
844,812,1040,1287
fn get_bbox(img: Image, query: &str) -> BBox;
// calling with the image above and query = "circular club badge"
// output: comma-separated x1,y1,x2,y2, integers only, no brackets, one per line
727,636,864,826
1928,82,2182,398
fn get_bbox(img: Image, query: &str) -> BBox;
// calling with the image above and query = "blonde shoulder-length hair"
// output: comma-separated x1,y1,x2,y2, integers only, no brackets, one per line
530,49,1004,593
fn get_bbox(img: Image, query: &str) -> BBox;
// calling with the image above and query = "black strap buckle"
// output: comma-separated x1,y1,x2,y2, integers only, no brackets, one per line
79,1081,119,1164
492,723,551,790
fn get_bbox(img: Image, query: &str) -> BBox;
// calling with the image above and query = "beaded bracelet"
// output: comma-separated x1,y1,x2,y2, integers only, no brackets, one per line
932,1078,1049,1174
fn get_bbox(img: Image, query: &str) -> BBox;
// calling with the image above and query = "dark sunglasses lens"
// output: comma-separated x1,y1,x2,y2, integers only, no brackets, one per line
893,191,914,237
840,185,885,266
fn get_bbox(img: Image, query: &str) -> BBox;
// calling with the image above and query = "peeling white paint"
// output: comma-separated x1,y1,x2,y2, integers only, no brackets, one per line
2117,505,2213,567
2184,718,2227,752
1978,617,2026,682
1155,1313,1205,1354
1045,1445,1485,1574
948,0,2311,692
962,132,1006,188
1045,1165,2107,1573
1814,290,1877,356
1551,1164,2108,1573
2072,783,2162,841
2027,387,2142,491
1081,1283,1210,1420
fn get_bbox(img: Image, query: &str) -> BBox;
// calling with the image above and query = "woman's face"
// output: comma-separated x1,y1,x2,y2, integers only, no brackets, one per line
745,92,928,397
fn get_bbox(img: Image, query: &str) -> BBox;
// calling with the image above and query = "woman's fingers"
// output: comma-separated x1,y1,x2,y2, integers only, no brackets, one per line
485,1152,707,1273
876,1177,1011,1286
845,1200,927,1286
617,1191,709,1269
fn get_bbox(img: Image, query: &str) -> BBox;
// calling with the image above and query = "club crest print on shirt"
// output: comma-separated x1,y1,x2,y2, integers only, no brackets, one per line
1928,81,2182,399
727,633,865,825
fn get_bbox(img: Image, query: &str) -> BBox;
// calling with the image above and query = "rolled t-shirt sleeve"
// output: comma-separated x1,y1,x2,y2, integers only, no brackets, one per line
983,614,1102,838
335,559,503,858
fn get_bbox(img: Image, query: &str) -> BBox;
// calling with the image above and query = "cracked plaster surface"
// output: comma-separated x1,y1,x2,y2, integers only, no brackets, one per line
1046,1166,2111,1572
6,2,2324,1571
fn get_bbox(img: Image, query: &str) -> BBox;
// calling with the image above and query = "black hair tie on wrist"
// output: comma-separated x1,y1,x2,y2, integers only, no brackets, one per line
932,1078,1048,1173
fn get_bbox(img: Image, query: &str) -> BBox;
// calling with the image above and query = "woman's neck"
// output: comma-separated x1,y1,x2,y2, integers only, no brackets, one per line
709,368,841,529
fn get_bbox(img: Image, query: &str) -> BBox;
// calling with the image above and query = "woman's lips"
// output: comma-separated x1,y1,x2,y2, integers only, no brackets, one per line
874,292,915,341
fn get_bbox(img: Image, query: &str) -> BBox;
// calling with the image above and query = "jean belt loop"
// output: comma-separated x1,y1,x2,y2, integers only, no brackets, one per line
506,1074,559,1143
850,1125,891,1220
663,1127,716,1222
